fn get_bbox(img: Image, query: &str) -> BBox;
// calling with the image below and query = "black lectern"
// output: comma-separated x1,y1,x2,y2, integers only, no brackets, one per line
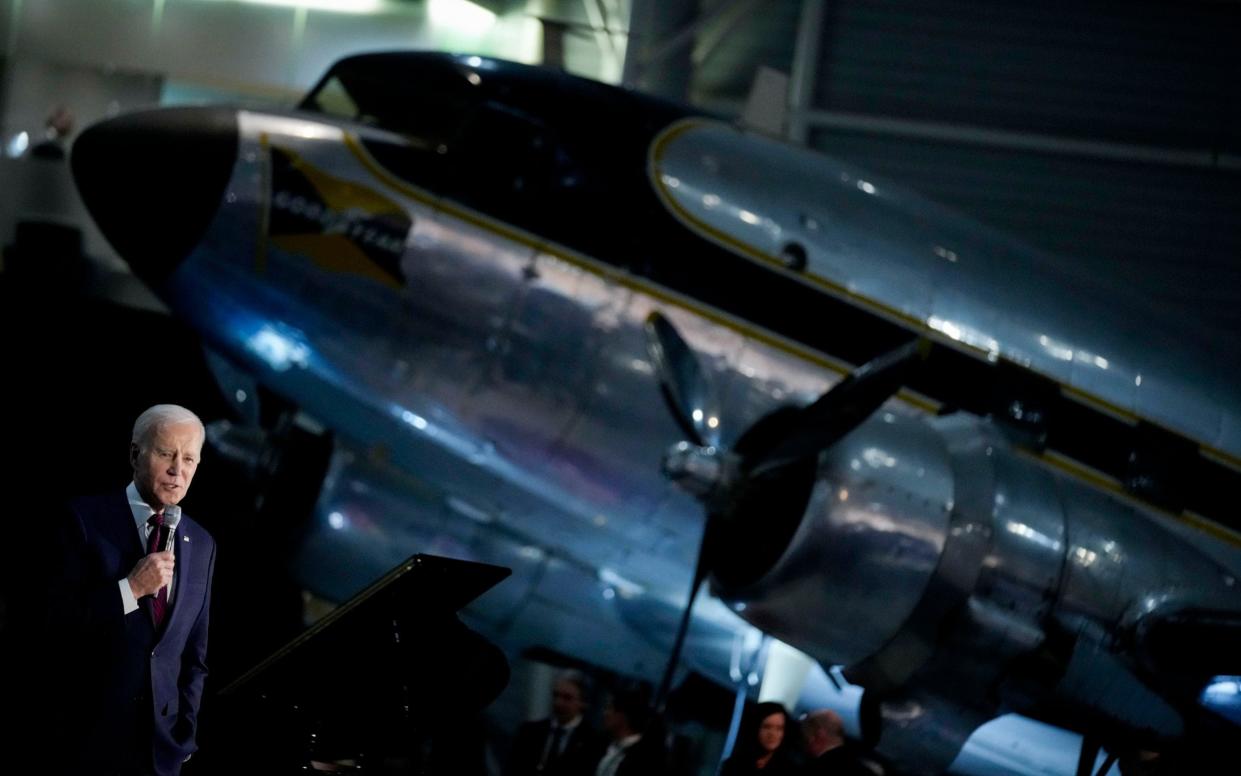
201,554,511,774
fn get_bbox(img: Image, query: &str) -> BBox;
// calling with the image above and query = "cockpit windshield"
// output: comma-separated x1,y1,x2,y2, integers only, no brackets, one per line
300,57,475,151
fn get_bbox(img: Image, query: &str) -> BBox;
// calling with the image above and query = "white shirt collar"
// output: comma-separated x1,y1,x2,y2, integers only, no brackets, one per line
596,734,642,776
127,481,159,538
612,733,641,751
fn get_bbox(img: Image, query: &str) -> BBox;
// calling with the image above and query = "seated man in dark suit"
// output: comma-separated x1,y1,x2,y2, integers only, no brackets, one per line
508,669,606,776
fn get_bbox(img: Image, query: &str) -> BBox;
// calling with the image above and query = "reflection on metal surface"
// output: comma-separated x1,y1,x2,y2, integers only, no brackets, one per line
1038,334,1074,362
398,409,428,430
1005,520,1062,551
598,567,645,598
1072,546,1099,567
1201,676,1241,724
247,324,311,371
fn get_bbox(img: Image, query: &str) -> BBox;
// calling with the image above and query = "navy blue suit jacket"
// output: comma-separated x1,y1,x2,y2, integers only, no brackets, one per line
55,490,215,776
506,718,606,776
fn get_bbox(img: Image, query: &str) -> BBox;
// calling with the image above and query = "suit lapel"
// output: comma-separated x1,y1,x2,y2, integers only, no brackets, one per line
156,518,193,641
107,489,144,558
104,490,151,607
97,490,161,631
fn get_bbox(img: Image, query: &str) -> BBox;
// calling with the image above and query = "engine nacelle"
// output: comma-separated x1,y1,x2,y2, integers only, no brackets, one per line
714,409,961,670
711,409,1241,770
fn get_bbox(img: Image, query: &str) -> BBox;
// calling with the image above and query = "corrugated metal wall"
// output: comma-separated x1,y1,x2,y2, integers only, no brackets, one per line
815,0,1240,150
689,0,1241,338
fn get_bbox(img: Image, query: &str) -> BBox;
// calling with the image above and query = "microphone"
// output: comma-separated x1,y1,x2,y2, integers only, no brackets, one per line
161,505,182,553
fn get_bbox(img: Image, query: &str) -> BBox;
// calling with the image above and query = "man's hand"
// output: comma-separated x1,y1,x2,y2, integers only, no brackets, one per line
127,551,174,599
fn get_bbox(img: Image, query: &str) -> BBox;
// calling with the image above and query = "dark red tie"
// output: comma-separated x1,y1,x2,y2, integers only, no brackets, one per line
146,512,169,628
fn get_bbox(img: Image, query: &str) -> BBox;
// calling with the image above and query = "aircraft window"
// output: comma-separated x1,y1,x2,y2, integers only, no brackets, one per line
304,60,491,194
305,76,358,121
444,104,583,226
302,61,473,150
780,242,808,272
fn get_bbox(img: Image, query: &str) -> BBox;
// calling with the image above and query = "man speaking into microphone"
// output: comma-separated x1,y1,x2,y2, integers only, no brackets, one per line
52,404,217,775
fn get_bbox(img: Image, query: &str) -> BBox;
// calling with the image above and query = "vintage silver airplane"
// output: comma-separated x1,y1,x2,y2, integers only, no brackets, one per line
69,51,1241,775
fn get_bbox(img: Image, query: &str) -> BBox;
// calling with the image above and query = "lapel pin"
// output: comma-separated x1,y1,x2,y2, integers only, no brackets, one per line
183,536,191,542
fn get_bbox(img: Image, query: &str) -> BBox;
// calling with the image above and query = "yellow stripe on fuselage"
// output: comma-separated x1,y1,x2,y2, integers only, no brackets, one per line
1202,445,1241,474
1059,384,1139,426
1026,449,1241,549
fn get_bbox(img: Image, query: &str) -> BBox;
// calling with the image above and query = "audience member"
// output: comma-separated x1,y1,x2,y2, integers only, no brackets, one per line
799,710,881,776
595,686,666,776
508,670,606,776
31,105,74,160
721,701,799,775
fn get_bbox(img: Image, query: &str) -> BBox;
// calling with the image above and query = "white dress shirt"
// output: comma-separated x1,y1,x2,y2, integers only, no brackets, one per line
540,715,582,767
118,481,177,615
595,733,641,776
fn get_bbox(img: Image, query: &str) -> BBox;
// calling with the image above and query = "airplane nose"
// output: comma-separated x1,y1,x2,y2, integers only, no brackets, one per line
71,106,238,285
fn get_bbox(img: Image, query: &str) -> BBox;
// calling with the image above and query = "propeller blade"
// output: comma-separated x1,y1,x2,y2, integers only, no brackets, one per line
653,510,719,710
644,312,721,448
748,338,930,477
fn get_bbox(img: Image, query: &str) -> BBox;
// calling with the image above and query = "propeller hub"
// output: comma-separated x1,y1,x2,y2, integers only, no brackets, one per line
662,441,729,500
